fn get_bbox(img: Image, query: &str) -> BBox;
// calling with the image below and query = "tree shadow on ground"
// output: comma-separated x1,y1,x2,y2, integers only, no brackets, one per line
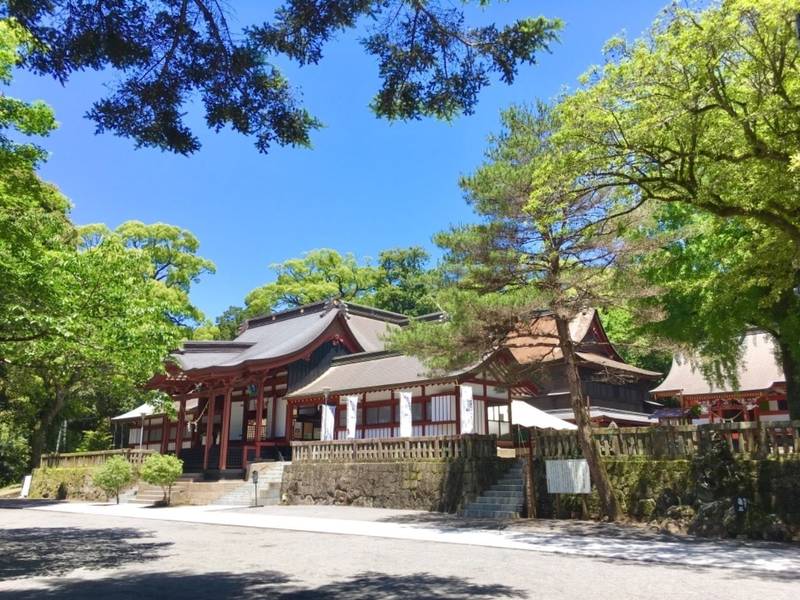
376,512,510,531
502,528,800,583
0,499,62,510
1,570,527,599
0,527,171,580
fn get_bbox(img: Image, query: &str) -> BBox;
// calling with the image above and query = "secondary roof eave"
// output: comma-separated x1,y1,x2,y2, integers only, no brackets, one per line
285,351,483,400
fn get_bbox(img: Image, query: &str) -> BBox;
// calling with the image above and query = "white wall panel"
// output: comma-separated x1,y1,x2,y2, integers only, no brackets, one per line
431,395,456,422
274,398,287,437
474,399,486,435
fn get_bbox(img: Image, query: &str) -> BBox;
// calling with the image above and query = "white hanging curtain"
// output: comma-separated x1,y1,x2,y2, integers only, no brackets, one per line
345,395,359,439
399,391,413,437
459,385,475,434
320,404,336,441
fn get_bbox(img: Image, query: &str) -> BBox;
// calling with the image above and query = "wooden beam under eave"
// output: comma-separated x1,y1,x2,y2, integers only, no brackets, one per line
203,395,215,471
219,387,233,470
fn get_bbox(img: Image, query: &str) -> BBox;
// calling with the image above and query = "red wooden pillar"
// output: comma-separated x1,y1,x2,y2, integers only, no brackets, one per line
203,396,215,471
175,397,186,458
286,399,295,442
420,386,426,436
455,384,461,435
160,409,170,454
507,388,513,441
219,387,232,470
361,393,367,439
269,374,278,439
254,381,265,457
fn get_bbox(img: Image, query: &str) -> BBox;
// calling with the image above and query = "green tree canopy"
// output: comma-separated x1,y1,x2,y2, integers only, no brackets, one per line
243,247,437,319
0,18,75,346
245,249,380,315
373,247,439,317
3,236,188,467
537,0,800,416
547,0,800,246
4,1,561,154
79,220,215,327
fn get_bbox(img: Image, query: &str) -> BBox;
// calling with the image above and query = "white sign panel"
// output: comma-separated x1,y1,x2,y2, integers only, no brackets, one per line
320,404,336,441
459,385,475,434
345,395,359,439
399,391,413,438
545,459,591,494
20,474,32,498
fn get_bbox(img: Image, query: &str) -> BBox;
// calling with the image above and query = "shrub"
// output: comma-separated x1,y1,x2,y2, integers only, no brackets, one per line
0,422,29,487
76,426,113,452
92,456,134,504
140,453,183,505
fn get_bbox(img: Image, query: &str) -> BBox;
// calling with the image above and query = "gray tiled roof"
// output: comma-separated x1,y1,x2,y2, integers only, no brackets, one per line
172,301,401,372
651,330,785,396
286,352,474,398
576,352,661,378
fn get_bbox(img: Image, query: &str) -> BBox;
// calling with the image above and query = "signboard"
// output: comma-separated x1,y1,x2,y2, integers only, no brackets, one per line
459,385,475,434
399,391,413,437
545,459,591,494
20,475,31,498
320,404,336,441
345,395,359,439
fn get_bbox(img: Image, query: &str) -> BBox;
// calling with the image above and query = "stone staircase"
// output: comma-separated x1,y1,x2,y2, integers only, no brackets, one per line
213,461,289,506
129,473,245,506
461,461,525,519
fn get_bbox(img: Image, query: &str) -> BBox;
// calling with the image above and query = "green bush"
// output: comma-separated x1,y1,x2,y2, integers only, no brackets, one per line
76,426,113,452
140,453,183,505
0,422,29,487
92,456,134,504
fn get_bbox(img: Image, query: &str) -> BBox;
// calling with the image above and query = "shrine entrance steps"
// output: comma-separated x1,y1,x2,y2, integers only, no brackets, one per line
213,461,290,507
461,461,524,519
130,476,246,506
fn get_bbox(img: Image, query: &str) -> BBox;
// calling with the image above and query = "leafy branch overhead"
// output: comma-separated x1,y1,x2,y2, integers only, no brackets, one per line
5,0,561,154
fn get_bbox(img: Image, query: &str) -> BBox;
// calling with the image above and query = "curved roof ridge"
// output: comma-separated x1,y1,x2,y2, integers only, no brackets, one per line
241,299,411,332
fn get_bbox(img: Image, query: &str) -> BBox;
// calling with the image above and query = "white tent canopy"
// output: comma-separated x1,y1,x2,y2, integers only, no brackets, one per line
111,403,155,421
111,398,200,421
511,400,577,430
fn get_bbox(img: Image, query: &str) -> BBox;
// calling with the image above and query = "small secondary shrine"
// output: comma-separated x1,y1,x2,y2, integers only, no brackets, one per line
114,300,535,474
650,329,788,424
509,310,662,427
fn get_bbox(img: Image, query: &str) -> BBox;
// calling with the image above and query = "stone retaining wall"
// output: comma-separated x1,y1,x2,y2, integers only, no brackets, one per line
29,466,137,502
281,457,512,512
531,456,800,541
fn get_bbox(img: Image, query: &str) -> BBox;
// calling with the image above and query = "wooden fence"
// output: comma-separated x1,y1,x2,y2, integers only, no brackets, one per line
40,448,156,468
531,421,800,460
291,434,498,463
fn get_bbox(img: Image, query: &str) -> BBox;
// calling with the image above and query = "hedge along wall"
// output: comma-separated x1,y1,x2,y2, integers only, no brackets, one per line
281,457,513,512
29,465,139,502
531,457,800,539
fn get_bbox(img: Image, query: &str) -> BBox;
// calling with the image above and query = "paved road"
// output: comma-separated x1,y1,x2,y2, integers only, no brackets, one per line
1,504,798,599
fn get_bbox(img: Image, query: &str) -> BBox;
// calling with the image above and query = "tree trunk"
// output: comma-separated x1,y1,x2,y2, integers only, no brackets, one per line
29,387,67,469
29,426,47,470
777,339,800,421
554,314,621,521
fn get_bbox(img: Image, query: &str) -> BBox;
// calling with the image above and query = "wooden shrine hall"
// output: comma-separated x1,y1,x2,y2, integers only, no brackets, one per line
114,300,535,475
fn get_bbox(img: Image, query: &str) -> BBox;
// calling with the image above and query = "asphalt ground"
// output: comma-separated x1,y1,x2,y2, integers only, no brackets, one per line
1,503,798,599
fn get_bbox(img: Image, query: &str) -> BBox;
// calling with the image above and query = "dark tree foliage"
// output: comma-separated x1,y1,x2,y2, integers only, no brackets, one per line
6,0,560,154
215,305,247,340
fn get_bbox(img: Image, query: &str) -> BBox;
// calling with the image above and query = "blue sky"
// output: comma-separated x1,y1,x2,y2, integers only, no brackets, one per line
13,0,668,320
